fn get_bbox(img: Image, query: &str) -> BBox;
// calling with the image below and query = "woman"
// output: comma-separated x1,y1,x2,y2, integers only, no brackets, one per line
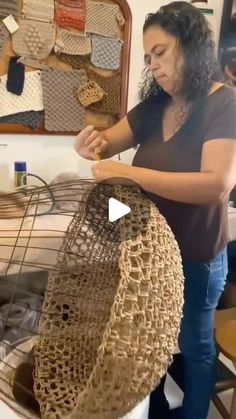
74,2,236,418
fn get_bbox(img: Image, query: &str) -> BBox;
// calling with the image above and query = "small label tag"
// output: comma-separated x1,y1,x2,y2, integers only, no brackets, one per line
2,15,19,34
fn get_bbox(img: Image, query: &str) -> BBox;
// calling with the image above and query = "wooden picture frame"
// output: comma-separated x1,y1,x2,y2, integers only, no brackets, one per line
0,0,132,135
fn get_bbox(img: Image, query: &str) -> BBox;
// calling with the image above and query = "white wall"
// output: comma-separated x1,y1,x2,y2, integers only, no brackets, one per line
0,1,224,190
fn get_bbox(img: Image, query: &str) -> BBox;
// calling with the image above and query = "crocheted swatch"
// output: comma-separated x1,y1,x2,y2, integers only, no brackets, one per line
87,69,121,115
42,68,87,132
0,0,19,18
59,0,85,7
77,79,105,107
55,28,91,55
12,18,55,60
0,23,9,56
22,0,54,23
56,4,85,31
0,111,43,129
85,0,125,38
0,71,43,118
6,57,25,96
56,52,90,69
91,35,123,70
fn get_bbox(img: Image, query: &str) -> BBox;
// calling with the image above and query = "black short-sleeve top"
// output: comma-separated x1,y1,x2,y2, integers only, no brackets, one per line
127,85,236,262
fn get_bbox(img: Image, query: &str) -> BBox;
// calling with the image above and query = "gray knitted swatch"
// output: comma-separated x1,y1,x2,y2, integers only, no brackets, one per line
42,68,87,132
0,0,19,18
91,35,123,70
0,111,44,129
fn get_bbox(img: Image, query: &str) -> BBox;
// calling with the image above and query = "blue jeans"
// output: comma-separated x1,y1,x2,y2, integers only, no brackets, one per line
179,248,228,419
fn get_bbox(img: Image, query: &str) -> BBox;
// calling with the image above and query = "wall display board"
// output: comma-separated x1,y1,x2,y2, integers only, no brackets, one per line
0,0,132,134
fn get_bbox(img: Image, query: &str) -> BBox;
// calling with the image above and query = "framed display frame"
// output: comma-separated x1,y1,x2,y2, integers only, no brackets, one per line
0,0,132,135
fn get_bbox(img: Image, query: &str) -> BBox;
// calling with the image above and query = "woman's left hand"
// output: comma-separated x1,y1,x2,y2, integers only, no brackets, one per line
91,161,136,183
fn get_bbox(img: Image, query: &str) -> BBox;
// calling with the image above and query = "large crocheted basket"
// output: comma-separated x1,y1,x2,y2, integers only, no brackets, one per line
0,182,184,419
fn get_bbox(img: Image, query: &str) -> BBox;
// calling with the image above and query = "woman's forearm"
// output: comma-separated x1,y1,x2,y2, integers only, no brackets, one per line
132,167,229,204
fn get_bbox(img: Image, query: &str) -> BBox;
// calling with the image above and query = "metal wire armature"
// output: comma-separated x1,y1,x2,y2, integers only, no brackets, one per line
0,179,184,419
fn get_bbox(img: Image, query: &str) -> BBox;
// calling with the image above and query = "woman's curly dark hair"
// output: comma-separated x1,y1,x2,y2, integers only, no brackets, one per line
139,1,223,103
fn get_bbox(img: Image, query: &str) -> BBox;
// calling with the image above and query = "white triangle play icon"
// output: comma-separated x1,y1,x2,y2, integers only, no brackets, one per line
108,198,131,222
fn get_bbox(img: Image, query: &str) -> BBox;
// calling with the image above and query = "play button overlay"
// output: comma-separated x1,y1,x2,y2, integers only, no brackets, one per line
84,177,151,243
108,198,131,222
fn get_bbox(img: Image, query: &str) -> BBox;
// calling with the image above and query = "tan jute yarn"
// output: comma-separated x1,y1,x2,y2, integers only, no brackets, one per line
32,183,184,419
77,79,105,107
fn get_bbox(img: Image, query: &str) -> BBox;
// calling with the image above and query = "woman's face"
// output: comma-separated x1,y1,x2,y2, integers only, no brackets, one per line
143,25,184,96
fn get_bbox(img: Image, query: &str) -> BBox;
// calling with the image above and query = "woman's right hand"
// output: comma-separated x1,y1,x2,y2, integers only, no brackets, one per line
74,125,109,160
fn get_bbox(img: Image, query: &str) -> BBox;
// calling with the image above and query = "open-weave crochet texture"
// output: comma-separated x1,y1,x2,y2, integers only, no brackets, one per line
56,51,90,69
0,111,43,129
22,0,54,22
0,71,43,118
0,0,19,18
55,28,91,55
77,79,105,107
56,3,85,31
85,0,125,38
42,68,87,131
32,183,184,419
12,18,55,60
0,338,39,419
91,34,123,70
87,68,121,114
